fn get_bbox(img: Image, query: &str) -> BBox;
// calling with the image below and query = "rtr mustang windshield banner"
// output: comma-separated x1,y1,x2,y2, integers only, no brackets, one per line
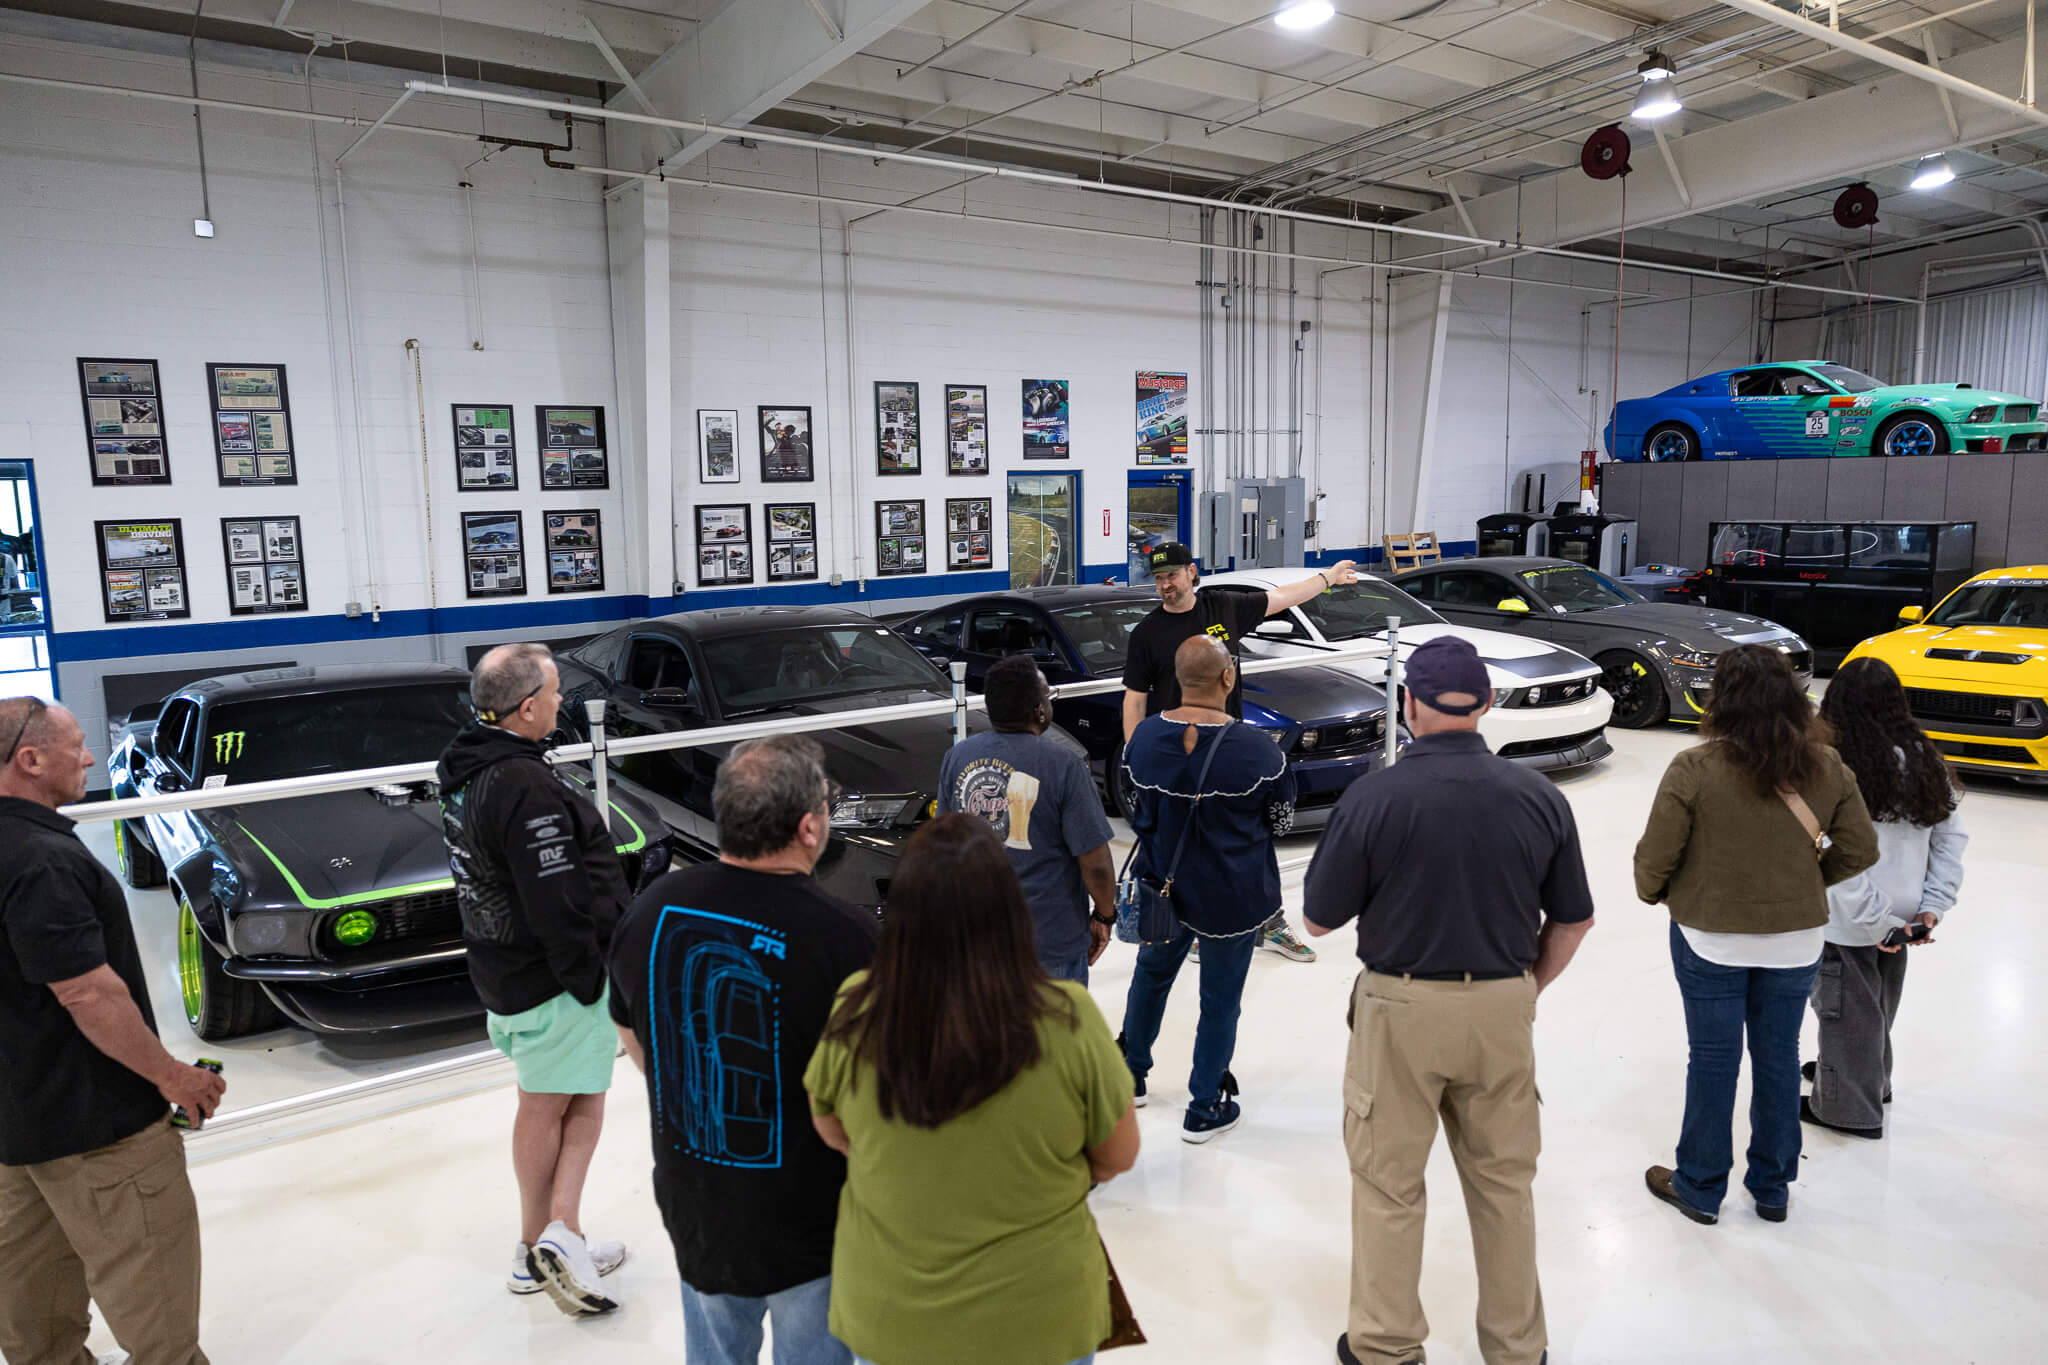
1135,371,1188,465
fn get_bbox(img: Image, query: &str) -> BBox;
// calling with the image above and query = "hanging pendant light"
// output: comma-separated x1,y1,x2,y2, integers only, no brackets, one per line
1631,51,1682,121
1910,153,1956,189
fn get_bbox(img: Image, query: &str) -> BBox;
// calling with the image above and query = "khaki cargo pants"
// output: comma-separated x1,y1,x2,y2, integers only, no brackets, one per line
1342,969,1545,1365
0,1118,209,1365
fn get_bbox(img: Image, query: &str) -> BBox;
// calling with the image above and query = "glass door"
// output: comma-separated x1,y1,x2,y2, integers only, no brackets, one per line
0,461,53,700
1006,472,1078,589
1126,470,1191,582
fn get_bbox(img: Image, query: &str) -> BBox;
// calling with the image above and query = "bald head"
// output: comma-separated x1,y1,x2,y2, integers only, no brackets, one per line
0,698,94,807
1172,634,1234,710
472,643,561,740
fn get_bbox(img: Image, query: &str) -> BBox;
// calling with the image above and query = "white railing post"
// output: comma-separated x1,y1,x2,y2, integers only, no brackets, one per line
585,698,611,834
1384,616,1402,769
951,660,969,744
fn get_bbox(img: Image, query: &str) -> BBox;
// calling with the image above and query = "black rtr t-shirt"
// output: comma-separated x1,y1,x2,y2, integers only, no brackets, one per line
1301,732,1595,976
1120,587,1270,719
0,798,168,1166
608,861,878,1297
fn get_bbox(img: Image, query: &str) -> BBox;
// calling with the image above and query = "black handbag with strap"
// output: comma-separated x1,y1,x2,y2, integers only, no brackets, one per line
1114,722,1230,945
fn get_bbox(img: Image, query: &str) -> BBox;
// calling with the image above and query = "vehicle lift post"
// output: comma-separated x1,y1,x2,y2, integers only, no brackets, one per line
585,698,611,835
951,660,969,745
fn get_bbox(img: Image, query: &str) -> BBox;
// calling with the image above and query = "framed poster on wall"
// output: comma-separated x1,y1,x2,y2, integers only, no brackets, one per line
766,501,819,582
452,404,518,491
697,409,741,484
695,503,754,586
461,510,526,597
759,406,814,482
876,381,920,475
95,519,190,622
946,384,988,474
220,515,307,614
543,509,605,594
875,499,926,576
209,363,297,485
1022,379,1070,459
536,405,608,490
78,358,171,486
945,498,993,571
1135,371,1190,465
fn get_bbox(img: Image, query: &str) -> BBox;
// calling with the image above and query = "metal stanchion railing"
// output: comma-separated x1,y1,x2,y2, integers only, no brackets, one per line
585,697,611,835
951,660,969,744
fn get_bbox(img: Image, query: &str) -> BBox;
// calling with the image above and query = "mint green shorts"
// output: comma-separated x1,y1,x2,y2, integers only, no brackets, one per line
486,986,617,1095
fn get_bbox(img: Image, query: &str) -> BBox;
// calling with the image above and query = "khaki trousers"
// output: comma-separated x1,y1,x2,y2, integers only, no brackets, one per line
0,1119,209,1365
1342,970,1544,1365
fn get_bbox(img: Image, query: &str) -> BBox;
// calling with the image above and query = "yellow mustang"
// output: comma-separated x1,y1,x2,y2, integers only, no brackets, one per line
1845,565,2048,784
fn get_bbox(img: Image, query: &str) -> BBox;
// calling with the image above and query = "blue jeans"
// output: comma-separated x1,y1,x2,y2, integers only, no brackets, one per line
1043,950,1090,987
680,1273,847,1365
1120,925,1257,1104
1668,922,1820,1215
858,1358,1091,1365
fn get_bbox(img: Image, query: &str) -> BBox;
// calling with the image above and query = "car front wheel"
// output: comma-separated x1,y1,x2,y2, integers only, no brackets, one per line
1596,650,1671,729
115,819,165,889
177,893,282,1040
1643,422,1700,462
1103,739,1138,819
1875,414,1949,457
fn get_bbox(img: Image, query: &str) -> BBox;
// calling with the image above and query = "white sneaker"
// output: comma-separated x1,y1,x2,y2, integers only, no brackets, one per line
98,1354,132,1365
1260,921,1316,962
588,1239,627,1277
509,1243,545,1295
531,1220,620,1316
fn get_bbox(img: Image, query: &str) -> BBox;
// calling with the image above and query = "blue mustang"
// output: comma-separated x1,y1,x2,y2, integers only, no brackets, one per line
1604,360,2046,462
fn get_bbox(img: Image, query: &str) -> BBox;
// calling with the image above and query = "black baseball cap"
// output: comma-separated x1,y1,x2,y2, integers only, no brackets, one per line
1404,636,1492,716
1147,542,1195,572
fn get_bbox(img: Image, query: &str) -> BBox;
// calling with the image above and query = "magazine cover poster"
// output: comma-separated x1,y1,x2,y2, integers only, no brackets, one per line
1136,371,1190,465
946,385,988,473
1022,379,1069,459
876,382,920,475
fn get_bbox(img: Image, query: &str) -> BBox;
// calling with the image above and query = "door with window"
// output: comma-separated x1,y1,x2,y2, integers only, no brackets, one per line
1126,470,1190,582
1007,473,1078,589
0,462,51,701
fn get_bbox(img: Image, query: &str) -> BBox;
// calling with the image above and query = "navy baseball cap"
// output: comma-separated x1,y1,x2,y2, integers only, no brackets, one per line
1404,636,1492,715
1147,542,1195,572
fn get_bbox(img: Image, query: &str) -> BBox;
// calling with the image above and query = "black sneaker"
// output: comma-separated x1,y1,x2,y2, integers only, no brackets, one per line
1182,1094,1241,1144
1334,1335,1420,1365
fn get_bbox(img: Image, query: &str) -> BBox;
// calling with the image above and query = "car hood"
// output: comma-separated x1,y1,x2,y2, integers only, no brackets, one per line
1388,624,1598,683
1242,664,1387,726
218,788,453,909
1854,623,2048,682
1577,602,1802,648
1863,383,2036,410
758,688,982,796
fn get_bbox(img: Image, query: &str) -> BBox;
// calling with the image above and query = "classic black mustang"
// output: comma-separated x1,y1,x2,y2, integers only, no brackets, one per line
108,664,668,1039
553,605,994,913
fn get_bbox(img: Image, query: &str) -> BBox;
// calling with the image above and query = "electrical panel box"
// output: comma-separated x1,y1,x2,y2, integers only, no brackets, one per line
1231,477,1305,569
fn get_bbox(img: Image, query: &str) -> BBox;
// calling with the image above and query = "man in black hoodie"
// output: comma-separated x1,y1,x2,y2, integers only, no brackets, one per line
439,643,632,1318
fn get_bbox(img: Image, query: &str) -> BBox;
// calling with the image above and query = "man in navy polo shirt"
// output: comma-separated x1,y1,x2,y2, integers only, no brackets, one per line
1304,637,1595,1365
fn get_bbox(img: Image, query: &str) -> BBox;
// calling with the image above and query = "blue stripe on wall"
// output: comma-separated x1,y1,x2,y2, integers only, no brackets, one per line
48,543,1471,665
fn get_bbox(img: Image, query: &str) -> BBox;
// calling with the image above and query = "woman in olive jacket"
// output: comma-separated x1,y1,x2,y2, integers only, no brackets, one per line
1634,645,1879,1225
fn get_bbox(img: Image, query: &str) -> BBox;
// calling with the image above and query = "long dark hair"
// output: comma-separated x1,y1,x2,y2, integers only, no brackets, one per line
1702,644,1832,794
1820,657,1958,826
822,814,1073,1128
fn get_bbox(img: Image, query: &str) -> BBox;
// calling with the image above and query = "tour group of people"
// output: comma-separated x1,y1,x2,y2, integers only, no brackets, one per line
0,541,1967,1365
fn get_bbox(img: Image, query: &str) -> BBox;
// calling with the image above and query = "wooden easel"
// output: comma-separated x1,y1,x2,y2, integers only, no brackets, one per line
1380,531,1442,571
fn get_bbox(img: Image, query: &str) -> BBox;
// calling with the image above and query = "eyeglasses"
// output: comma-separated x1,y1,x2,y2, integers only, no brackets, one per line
477,682,545,724
2,696,47,767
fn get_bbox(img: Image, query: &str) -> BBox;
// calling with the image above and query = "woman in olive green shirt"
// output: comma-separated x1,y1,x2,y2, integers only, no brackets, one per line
805,814,1140,1365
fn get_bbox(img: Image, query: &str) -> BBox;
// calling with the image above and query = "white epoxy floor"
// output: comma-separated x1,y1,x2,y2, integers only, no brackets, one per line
75,723,2048,1363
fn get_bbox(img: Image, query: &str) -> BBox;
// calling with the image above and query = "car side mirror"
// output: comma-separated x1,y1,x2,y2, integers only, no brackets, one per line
1496,598,1532,613
638,687,700,714
157,769,186,793
1253,618,1299,639
1897,605,1925,625
1797,382,1829,397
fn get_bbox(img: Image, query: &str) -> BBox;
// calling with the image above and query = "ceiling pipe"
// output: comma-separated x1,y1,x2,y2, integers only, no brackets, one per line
1714,0,2048,134
400,80,1912,302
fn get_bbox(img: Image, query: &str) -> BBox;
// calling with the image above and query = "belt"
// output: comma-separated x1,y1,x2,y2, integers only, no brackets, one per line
1367,967,1528,983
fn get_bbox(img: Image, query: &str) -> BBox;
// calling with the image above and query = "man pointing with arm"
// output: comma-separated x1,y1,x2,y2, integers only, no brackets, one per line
1120,542,1359,963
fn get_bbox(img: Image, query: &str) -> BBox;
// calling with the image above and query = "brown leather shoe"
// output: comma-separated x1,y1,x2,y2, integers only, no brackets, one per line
1645,1164,1717,1225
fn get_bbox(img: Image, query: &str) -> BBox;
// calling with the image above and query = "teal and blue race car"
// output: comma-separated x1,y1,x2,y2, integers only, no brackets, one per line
1605,360,2047,461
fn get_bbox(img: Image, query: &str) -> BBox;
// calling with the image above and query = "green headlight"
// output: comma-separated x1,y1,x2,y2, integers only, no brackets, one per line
333,909,379,947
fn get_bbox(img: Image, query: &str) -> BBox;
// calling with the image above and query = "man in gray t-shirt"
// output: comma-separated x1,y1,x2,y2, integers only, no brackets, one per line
939,656,1118,983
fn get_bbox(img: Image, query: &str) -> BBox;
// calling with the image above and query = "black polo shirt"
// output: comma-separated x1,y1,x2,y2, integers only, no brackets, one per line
0,797,168,1166
1302,731,1594,976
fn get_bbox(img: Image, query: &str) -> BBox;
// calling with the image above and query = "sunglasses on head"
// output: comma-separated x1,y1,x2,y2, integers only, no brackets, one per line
2,697,48,767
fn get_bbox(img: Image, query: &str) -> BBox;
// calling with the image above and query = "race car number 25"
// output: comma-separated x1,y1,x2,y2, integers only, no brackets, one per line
1804,412,1829,437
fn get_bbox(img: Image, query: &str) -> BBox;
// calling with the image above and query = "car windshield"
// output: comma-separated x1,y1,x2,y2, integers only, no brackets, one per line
203,685,473,783
702,625,945,714
1052,600,1157,673
1296,580,1444,640
1519,564,1638,612
1810,364,1885,393
1927,581,2048,627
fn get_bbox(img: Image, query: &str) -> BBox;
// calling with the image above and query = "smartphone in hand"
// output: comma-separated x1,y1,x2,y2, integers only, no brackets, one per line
1880,923,1934,950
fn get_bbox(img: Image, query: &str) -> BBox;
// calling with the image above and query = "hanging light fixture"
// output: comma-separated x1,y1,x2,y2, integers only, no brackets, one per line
1910,153,1956,189
1631,51,1682,121
1275,0,1337,32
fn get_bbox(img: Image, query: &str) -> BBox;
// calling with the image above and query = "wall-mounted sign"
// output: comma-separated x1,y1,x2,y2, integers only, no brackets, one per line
96,519,190,622
452,404,518,491
544,509,605,594
695,504,754,586
760,406,814,482
876,382,920,476
221,515,307,614
460,510,526,597
947,384,988,475
1023,378,1069,459
698,408,741,484
946,498,993,571
876,499,926,576
766,501,819,582
1136,371,1189,465
79,358,171,486
537,405,607,490
209,363,297,485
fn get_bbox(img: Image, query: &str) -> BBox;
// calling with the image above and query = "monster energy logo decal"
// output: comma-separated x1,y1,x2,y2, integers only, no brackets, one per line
213,731,246,762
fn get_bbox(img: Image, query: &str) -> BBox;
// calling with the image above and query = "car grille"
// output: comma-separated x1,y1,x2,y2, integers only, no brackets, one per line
1294,718,1385,758
1926,648,2030,666
321,889,462,954
1518,677,1601,708
1904,687,2046,733
1935,739,2041,766
1497,728,1606,759
2006,404,2037,423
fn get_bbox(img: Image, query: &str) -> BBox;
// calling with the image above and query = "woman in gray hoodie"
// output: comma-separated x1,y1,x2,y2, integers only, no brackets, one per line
1808,658,1967,1139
